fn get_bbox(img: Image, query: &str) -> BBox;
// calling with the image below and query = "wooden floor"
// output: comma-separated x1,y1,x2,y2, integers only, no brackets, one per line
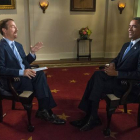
33,58,112,64
32,58,113,68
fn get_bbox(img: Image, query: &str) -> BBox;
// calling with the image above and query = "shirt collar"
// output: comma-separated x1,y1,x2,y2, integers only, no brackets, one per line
3,37,15,46
131,38,140,46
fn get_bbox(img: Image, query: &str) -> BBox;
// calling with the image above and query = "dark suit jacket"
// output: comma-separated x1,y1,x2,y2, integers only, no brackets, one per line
111,40,140,99
0,38,35,76
0,38,35,91
112,41,140,80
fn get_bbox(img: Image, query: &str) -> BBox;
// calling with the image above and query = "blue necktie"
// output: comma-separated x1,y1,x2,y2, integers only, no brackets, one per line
11,42,25,69
122,42,133,60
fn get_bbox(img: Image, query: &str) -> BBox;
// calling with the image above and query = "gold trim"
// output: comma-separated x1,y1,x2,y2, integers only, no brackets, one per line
0,0,16,9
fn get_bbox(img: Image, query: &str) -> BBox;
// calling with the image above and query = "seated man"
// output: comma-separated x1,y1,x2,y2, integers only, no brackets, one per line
0,18,65,125
70,17,140,131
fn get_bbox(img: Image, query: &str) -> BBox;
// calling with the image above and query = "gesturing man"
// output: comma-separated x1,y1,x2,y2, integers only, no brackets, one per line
70,17,140,131
0,18,65,125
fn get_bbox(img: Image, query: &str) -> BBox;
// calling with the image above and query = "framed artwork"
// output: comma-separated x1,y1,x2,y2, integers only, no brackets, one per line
0,0,16,9
70,0,96,12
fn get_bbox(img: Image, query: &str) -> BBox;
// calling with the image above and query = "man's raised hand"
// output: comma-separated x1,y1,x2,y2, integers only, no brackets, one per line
30,42,43,54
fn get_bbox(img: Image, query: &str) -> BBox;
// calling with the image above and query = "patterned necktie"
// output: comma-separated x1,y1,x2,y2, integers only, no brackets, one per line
122,42,133,60
11,42,25,69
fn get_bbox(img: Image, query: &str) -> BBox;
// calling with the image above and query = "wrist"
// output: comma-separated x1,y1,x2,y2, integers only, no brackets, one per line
30,51,35,55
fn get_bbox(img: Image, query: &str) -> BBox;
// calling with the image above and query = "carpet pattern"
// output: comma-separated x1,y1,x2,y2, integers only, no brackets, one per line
0,66,140,140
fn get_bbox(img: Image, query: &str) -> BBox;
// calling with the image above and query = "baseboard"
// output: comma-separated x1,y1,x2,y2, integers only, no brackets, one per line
35,52,118,60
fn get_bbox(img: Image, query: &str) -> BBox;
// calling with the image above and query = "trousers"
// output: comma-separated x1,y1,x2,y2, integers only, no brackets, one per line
13,71,57,110
78,71,128,115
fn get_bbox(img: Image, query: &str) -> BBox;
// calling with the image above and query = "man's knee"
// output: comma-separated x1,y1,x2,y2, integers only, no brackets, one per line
94,70,104,76
33,71,47,84
36,71,46,78
90,71,104,80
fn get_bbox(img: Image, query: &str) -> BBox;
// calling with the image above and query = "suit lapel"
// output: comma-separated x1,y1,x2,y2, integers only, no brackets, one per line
122,44,137,61
120,41,140,64
118,42,129,63
2,39,21,67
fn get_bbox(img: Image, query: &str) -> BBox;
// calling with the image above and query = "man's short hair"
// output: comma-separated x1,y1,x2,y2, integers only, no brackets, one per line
0,18,14,35
133,17,140,25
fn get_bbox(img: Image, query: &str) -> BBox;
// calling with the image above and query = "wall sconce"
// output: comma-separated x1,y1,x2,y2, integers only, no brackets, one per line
39,0,49,13
118,2,126,14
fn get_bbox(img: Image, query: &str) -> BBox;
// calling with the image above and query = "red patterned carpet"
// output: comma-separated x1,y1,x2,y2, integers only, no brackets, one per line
0,66,140,140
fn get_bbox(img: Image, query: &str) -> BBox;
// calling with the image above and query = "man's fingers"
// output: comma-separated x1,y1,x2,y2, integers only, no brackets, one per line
29,70,36,77
35,42,43,47
24,69,36,78
26,73,32,79
27,73,35,79
28,75,32,79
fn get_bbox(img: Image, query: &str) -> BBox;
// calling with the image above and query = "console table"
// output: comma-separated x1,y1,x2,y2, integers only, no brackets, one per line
77,38,92,60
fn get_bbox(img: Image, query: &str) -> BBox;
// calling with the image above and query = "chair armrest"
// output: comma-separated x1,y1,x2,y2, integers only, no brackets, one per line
105,79,139,106
0,75,20,100
121,79,139,104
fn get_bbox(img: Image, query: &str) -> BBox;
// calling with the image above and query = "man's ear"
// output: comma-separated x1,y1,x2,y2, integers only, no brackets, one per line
2,28,6,35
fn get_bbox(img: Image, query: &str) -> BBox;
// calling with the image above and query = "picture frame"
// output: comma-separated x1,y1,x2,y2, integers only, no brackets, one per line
70,0,96,12
0,0,16,10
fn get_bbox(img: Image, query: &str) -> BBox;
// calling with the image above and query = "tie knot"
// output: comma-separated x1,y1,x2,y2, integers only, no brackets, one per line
11,42,16,49
130,42,133,48
11,42,14,48
11,42,14,46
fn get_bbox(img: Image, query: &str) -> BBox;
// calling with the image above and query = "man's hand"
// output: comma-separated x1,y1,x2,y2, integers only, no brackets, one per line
24,69,36,79
30,42,43,54
104,62,118,76
109,62,115,68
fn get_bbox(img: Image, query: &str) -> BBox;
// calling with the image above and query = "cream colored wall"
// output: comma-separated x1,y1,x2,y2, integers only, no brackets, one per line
29,0,106,60
29,0,136,60
105,0,135,58
137,0,140,16
0,0,138,60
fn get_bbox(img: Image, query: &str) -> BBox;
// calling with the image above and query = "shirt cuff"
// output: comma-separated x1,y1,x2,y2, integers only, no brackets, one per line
19,69,24,76
30,52,36,59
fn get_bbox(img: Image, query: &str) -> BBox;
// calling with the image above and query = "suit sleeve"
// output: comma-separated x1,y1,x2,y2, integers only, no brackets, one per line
18,44,36,65
25,53,36,64
110,43,128,66
111,52,121,65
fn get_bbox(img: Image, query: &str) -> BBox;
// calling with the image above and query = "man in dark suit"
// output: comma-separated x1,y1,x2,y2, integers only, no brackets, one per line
0,18,65,124
70,17,140,131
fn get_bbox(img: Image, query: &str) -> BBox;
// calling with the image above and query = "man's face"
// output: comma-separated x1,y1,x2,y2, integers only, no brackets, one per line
2,20,18,41
128,20,140,40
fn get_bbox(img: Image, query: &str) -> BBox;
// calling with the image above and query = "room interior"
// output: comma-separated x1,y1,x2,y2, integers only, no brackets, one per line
0,0,140,140
0,0,140,63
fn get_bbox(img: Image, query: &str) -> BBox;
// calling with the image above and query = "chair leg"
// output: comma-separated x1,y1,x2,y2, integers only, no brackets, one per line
0,100,3,122
22,103,34,132
123,104,127,113
12,100,15,110
103,106,117,136
137,104,140,127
